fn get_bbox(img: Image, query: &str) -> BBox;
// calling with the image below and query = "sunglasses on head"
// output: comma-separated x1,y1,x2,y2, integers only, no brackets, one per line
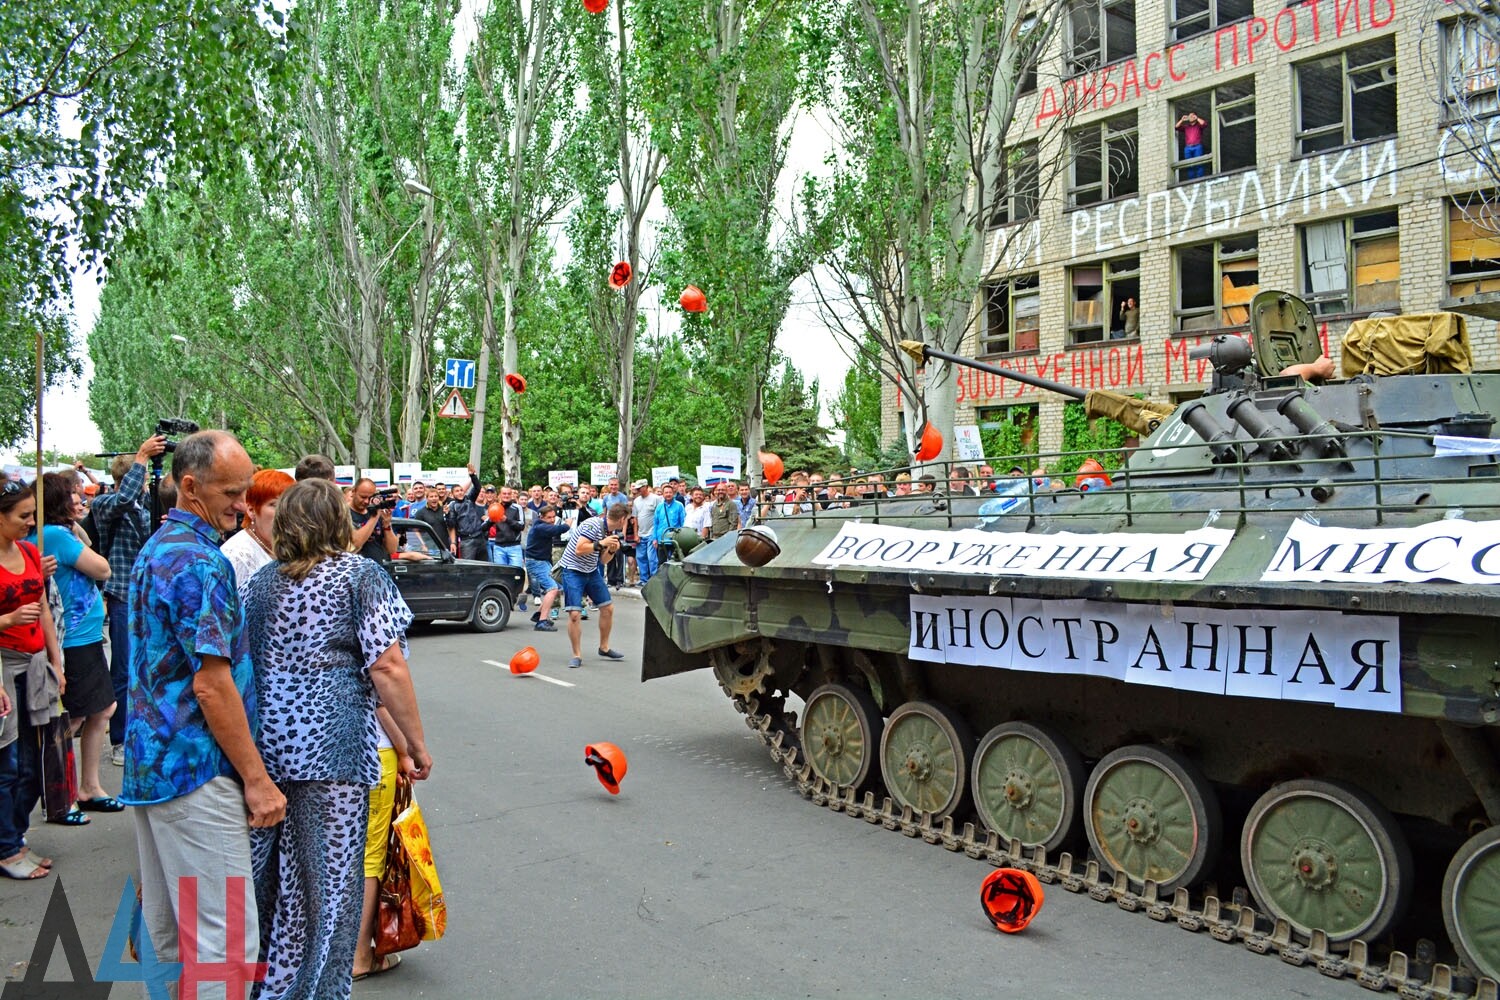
0,480,26,496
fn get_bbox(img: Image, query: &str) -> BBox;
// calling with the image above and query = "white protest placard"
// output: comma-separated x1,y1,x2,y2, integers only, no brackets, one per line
953,425,984,462
392,462,421,485
651,465,680,486
278,468,296,479
813,521,1233,582
909,594,1402,714
548,469,579,489
699,445,741,479
418,470,440,485
334,465,356,486
590,462,618,485
435,466,469,486
1262,517,1500,585
361,468,391,488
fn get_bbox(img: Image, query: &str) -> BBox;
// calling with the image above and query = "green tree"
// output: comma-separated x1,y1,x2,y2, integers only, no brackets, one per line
2,0,297,446
763,363,843,474
831,332,885,466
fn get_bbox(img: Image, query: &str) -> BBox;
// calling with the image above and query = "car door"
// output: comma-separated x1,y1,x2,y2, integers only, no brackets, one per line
388,520,458,619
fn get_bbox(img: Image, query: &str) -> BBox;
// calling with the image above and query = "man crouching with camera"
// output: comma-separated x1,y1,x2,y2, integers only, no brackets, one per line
349,478,399,562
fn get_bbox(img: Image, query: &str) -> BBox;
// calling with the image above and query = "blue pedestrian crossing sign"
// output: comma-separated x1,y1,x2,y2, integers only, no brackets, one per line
444,358,476,389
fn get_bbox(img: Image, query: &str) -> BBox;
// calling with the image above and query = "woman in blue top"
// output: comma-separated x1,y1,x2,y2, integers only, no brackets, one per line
27,473,119,819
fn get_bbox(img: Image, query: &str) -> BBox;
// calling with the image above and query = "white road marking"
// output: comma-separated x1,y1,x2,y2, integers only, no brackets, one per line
482,659,576,687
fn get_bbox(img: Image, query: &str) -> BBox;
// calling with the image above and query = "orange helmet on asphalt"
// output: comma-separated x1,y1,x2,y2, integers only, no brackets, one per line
980,867,1044,933
584,742,627,794
510,647,540,674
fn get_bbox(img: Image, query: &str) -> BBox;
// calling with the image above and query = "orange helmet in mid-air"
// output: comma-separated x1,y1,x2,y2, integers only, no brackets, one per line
584,742,628,794
980,867,1044,933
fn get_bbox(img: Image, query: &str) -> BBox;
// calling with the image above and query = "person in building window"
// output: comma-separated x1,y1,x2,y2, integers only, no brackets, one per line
1115,297,1139,339
1175,111,1206,179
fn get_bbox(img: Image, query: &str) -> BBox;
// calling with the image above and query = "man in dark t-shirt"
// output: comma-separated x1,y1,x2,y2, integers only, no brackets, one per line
349,478,398,562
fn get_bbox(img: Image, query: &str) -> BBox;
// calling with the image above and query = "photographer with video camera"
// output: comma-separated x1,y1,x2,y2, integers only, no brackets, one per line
90,431,169,763
348,479,399,563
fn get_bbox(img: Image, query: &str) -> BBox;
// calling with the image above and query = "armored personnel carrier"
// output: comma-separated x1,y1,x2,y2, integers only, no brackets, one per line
643,291,1500,995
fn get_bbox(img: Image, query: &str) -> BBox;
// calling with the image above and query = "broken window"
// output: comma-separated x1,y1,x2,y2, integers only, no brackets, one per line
1170,0,1254,41
1448,195,1500,297
1070,113,1137,207
981,275,1041,355
1296,37,1397,155
1299,211,1399,315
992,143,1039,226
1069,255,1139,346
1067,0,1136,76
1442,17,1500,119
1170,79,1255,182
1016,14,1042,95
1175,235,1258,332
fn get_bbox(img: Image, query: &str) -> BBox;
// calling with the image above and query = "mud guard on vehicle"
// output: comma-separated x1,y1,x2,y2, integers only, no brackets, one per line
641,606,711,681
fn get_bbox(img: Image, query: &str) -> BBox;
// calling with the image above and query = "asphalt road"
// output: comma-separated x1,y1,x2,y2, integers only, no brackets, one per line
2,594,1359,999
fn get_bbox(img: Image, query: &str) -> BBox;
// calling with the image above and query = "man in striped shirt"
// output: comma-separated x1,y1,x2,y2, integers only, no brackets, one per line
558,503,629,669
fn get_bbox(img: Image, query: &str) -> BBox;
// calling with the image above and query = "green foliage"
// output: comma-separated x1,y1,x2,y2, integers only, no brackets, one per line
979,410,1039,472
763,363,843,474
1058,402,1131,476
831,334,885,466
2,0,298,447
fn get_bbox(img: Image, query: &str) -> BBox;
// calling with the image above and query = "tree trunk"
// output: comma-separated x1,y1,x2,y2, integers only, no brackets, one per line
499,262,522,483
469,248,497,470
400,200,434,461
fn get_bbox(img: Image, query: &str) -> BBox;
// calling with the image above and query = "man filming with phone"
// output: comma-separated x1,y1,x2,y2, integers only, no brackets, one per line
349,479,399,563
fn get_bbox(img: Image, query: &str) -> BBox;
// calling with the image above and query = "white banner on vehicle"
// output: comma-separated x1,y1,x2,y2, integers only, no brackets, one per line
909,595,1401,714
812,522,1233,582
1261,518,1500,585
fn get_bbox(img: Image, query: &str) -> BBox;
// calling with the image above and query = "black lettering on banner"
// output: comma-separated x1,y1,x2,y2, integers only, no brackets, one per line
1180,621,1221,670
1053,618,1084,660
1340,541,1399,575
824,533,860,561
1017,615,1047,658
1077,545,1128,574
962,544,1009,567
1344,638,1391,693
1165,542,1221,575
1001,546,1040,569
1270,539,1339,573
881,539,914,562
1132,625,1170,671
979,608,1010,649
1404,535,1459,574
1472,543,1500,576
1092,618,1120,662
1232,624,1276,675
912,611,942,650
1117,547,1159,574
911,541,941,562
1288,635,1335,685
1038,546,1086,572
853,539,883,560
947,607,975,649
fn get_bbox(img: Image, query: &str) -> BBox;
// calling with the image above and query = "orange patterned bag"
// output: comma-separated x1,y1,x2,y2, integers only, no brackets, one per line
393,793,446,941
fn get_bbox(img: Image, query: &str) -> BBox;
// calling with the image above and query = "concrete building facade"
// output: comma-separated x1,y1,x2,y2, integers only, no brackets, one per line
880,0,1500,457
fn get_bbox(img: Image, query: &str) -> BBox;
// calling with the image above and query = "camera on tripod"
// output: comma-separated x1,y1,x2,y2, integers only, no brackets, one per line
155,417,200,452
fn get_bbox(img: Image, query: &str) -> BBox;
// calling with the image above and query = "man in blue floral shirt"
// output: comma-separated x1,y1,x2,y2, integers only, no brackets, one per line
122,430,286,991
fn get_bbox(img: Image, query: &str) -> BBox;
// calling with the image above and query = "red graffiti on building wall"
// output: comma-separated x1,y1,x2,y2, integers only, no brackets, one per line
1034,0,1396,130
955,344,1148,404
1164,324,1332,385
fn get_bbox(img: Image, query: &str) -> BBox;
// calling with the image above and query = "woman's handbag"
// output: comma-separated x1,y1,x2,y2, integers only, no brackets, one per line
392,779,446,941
39,711,76,822
373,776,422,957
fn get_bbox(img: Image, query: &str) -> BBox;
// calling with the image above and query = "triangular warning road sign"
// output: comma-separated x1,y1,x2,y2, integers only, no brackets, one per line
438,389,471,419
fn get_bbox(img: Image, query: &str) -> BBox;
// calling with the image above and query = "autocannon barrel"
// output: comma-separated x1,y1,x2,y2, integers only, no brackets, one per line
905,342,1089,400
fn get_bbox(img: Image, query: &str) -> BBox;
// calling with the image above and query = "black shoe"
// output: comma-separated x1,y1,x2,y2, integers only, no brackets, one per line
597,648,625,661
530,611,541,622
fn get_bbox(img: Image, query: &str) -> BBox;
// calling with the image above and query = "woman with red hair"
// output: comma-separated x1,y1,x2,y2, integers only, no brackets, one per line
222,469,296,587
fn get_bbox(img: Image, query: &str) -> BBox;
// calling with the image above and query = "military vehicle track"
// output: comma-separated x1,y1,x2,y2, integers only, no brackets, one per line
727,687,1500,1000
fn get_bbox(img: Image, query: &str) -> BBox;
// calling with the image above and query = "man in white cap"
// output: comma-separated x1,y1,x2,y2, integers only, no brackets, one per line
630,480,661,586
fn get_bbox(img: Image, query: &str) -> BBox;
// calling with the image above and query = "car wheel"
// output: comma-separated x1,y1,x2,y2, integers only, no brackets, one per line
471,587,511,633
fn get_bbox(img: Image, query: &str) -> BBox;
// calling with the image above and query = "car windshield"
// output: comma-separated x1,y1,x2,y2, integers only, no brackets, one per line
400,525,444,557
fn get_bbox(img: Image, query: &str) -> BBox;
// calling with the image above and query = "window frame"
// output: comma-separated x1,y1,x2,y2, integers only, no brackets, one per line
1170,0,1255,42
1294,37,1397,156
992,142,1040,226
1440,16,1500,121
1173,235,1259,334
1447,194,1500,299
1170,79,1256,182
1298,210,1400,316
1067,0,1137,76
1069,113,1139,208
1067,254,1140,347
981,274,1041,356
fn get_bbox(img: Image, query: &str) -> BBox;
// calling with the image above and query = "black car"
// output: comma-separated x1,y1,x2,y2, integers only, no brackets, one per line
383,518,523,632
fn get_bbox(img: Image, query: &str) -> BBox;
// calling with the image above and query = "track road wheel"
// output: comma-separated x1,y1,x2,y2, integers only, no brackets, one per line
1241,779,1412,945
801,684,884,792
1442,826,1500,979
971,722,1087,855
1084,744,1221,893
879,700,974,820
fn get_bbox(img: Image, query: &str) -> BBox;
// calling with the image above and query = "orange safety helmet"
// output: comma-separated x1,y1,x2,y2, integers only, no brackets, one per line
505,372,527,393
584,741,628,794
487,502,506,522
583,0,608,11
608,261,633,289
510,647,540,674
679,285,707,313
980,867,1044,933
914,421,943,462
758,450,784,486
1074,458,1113,492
